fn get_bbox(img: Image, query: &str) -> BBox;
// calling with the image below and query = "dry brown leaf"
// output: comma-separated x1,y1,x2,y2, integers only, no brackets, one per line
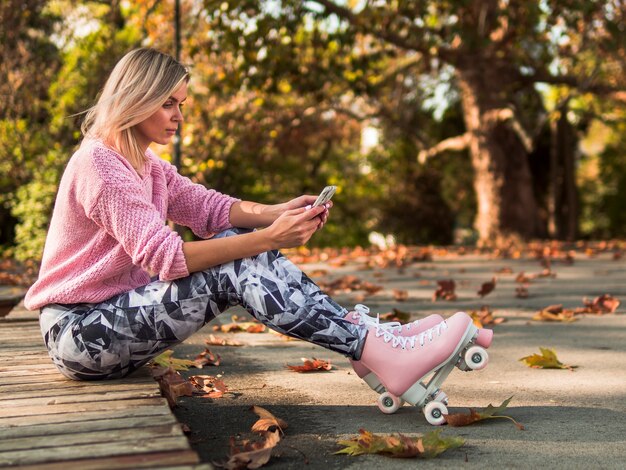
151,366,196,407
250,406,288,434
392,289,409,301
445,396,524,430
432,280,457,301
515,286,529,298
581,294,620,314
380,308,412,323
215,321,267,333
477,277,496,298
216,430,281,469
286,357,333,373
205,334,244,347
470,307,505,328
194,347,221,368
532,304,577,322
189,374,229,398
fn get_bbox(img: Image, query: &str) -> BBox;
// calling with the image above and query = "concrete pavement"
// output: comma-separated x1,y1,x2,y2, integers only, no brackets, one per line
171,251,626,469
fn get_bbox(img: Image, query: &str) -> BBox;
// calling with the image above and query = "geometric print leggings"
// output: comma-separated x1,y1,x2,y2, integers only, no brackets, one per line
39,228,367,380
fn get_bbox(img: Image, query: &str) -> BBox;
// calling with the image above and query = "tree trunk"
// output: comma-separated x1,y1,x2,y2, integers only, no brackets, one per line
456,66,540,245
549,105,579,240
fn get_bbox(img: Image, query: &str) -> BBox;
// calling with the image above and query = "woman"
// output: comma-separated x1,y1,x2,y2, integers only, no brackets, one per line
24,49,488,415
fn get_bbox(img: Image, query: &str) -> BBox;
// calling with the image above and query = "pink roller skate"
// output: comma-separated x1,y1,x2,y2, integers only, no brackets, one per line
357,311,491,425
346,305,493,419
345,304,443,394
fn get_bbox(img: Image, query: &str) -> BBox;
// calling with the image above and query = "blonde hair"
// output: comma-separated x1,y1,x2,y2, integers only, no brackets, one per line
81,48,189,172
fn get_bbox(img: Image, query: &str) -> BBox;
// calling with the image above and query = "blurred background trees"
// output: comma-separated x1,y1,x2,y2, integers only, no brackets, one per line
1,0,626,262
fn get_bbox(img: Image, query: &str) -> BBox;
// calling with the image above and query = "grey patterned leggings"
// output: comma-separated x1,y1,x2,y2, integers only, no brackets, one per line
39,228,367,380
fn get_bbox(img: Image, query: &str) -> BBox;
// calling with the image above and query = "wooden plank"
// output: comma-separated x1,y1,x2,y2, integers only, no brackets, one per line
0,413,178,439
0,357,55,366
0,403,172,427
0,345,48,356
0,377,155,394
14,450,201,470
0,423,185,452
0,435,193,466
0,396,169,418
0,365,59,376
0,381,159,400
0,373,79,385
0,363,59,372
0,388,162,408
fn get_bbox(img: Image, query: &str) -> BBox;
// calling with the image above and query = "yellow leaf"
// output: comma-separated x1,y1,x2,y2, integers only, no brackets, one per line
519,347,577,371
336,429,463,459
151,350,195,371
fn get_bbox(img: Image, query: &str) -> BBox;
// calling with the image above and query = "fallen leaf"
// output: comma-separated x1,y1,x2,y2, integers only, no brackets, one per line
444,396,524,430
194,347,221,368
214,317,267,333
582,294,620,314
495,267,513,274
151,366,196,407
268,329,298,341
515,286,529,298
250,406,288,434
205,335,244,347
286,357,333,373
151,349,196,371
336,428,463,459
532,304,577,322
469,306,505,328
392,289,409,301
379,308,412,323
432,280,457,301
190,374,229,398
519,347,577,371
515,272,532,284
216,430,281,469
477,277,496,298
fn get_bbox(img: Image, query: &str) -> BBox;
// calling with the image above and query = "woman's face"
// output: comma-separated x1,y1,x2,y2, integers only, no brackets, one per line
134,81,187,150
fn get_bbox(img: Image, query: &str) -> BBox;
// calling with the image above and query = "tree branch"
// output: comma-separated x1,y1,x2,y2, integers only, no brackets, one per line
306,0,450,59
418,133,471,164
528,70,626,95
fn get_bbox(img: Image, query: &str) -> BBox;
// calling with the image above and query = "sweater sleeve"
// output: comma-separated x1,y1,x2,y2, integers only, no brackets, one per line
153,155,240,239
88,182,190,282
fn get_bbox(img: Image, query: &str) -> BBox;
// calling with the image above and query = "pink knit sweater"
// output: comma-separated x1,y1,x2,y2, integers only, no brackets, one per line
24,140,239,310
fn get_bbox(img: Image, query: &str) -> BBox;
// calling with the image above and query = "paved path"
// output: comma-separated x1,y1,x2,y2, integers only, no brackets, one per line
171,251,626,469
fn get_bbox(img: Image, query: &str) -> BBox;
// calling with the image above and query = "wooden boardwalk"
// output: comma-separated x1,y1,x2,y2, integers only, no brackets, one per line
0,304,207,469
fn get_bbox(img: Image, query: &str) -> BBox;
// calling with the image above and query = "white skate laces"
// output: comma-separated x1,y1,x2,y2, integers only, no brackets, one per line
374,325,417,349
416,322,448,347
353,304,407,334
371,317,448,349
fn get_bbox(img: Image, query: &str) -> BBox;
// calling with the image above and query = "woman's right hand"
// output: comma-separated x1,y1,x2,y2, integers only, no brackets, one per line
265,205,326,249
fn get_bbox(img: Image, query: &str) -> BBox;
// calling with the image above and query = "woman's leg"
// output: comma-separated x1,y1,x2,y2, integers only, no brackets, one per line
40,229,366,380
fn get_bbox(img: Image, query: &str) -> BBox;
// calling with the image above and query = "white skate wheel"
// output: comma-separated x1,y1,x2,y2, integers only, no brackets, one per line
377,392,403,414
464,345,489,370
424,400,448,426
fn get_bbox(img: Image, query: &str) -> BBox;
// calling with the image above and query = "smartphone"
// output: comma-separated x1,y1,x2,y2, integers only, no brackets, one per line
312,185,336,207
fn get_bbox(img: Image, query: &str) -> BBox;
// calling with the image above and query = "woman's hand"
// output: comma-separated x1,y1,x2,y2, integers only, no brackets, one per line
281,195,333,230
265,205,327,249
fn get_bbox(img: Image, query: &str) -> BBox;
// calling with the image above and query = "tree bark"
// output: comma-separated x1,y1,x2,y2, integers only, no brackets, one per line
456,64,540,245
549,105,579,240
